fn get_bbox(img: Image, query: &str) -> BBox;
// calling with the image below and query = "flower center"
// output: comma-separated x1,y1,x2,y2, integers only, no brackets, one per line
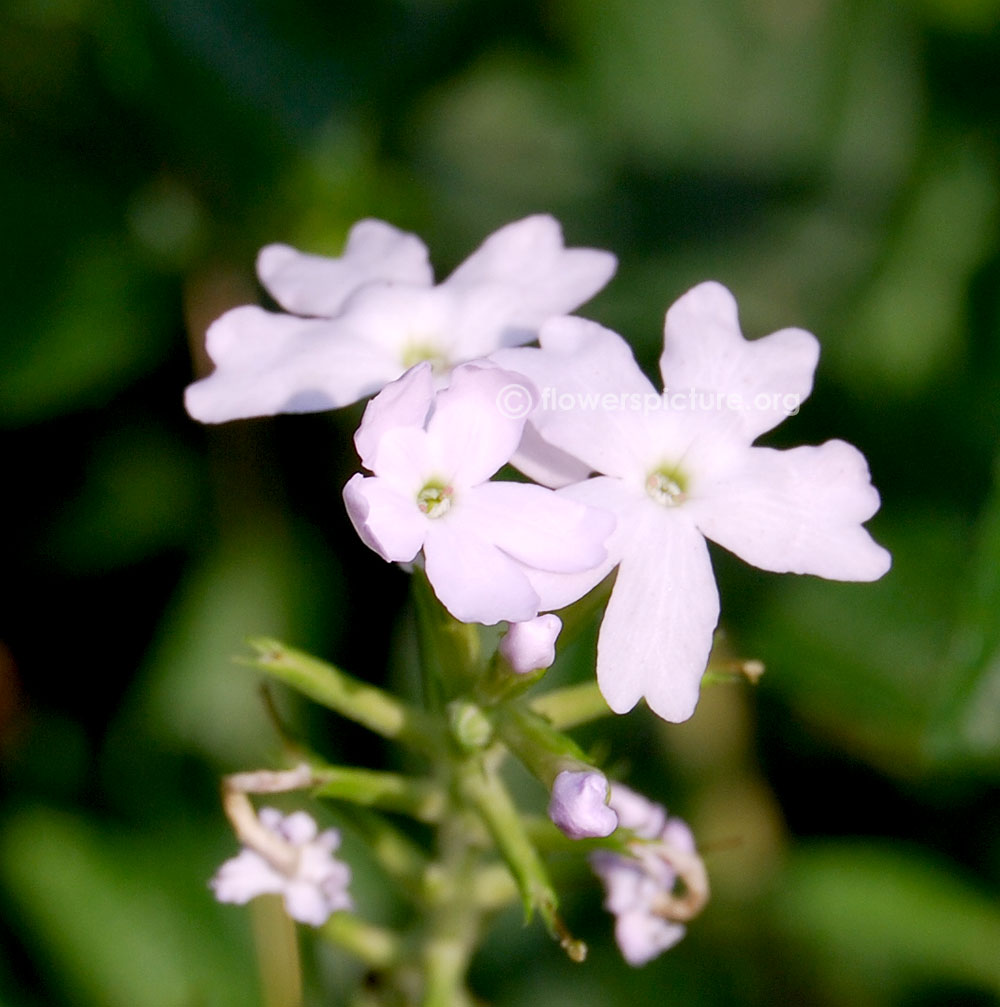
401,342,448,372
417,482,453,518
645,466,687,507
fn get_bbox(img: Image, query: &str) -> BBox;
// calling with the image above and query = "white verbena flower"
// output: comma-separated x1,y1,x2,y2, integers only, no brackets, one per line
343,362,616,626
498,614,562,674
210,807,352,927
590,785,707,967
548,769,618,840
185,215,616,423
494,281,891,722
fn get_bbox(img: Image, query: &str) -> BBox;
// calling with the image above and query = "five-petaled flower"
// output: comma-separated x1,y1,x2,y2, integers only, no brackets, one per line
211,807,352,927
185,215,616,423
343,362,616,625
495,281,891,722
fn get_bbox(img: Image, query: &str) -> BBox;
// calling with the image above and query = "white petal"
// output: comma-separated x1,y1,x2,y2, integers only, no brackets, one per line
445,283,539,359
427,365,533,487
343,473,426,563
185,306,400,421
596,510,719,723
279,811,318,845
338,283,461,362
283,882,333,927
462,481,614,573
422,517,540,625
509,421,593,488
354,363,435,471
314,827,343,855
257,219,433,316
494,317,656,479
691,440,892,581
258,807,284,830
368,426,437,491
520,476,635,612
444,215,616,340
607,785,667,840
210,850,285,904
662,818,697,855
615,912,686,967
589,851,641,912
659,282,820,439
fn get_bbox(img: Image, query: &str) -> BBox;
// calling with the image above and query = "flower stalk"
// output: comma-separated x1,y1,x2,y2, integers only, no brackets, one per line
243,637,441,756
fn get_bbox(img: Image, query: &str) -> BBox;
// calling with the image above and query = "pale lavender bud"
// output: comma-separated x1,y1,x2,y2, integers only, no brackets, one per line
548,769,618,840
499,614,562,674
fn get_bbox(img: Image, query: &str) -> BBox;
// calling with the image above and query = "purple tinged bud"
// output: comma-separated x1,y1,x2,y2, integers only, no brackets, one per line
548,769,618,840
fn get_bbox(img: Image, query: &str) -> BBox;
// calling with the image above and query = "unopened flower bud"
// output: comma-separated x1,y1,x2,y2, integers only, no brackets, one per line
499,615,562,675
548,769,618,840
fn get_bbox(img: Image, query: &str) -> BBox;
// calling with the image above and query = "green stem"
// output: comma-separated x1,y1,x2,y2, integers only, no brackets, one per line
243,638,441,756
313,765,446,823
470,862,519,910
321,912,401,970
529,681,613,730
422,929,475,1007
492,703,590,787
523,814,631,856
458,758,569,945
411,572,485,706
418,803,483,1007
340,807,431,895
702,659,764,687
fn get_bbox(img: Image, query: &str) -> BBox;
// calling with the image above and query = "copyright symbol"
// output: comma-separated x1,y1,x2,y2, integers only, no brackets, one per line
496,383,534,419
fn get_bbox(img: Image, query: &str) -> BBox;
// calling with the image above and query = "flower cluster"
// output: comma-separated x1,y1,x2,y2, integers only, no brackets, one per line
187,215,888,723
190,215,890,972
343,362,614,625
590,786,708,966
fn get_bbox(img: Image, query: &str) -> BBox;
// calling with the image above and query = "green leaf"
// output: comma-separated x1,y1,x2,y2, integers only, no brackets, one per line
44,424,203,572
0,240,170,427
926,457,1000,770
103,519,343,804
0,807,257,1007
770,842,1000,1001
748,512,965,774
835,143,999,393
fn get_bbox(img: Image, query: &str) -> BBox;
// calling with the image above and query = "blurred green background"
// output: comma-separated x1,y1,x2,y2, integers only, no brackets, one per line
2,0,1000,1003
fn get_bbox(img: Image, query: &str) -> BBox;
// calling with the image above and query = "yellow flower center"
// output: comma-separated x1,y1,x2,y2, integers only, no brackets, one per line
417,483,453,518
401,342,448,372
645,467,687,507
